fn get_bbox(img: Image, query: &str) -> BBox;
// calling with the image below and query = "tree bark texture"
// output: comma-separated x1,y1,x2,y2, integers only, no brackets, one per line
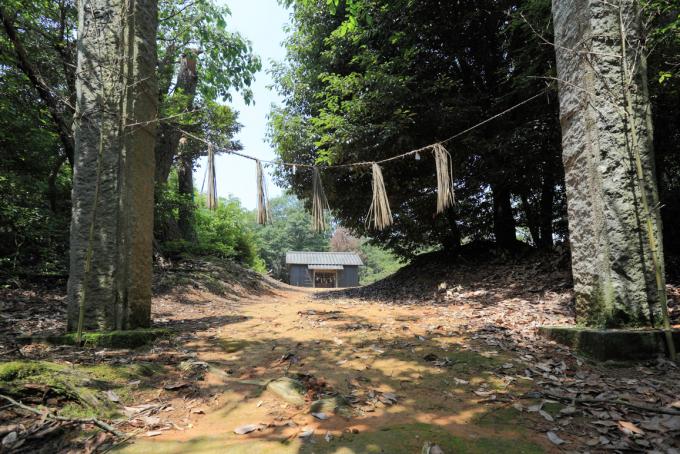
552,0,665,327
492,184,517,249
67,0,158,330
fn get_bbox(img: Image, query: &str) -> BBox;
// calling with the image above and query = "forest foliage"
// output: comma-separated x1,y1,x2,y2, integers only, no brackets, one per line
1,0,679,283
269,0,680,265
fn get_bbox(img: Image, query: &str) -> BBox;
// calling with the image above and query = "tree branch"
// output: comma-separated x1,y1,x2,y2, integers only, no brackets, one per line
0,7,74,166
0,394,124,437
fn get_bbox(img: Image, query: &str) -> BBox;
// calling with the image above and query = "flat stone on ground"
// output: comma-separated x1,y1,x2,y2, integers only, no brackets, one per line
266,377,306,406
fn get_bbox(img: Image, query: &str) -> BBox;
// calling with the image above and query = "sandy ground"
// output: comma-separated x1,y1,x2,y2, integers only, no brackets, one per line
119,285,553,453
119,266,680,454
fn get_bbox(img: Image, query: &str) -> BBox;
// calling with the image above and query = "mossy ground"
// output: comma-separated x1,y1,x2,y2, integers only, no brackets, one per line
116,423,544,454
47,328,170,348
0,360,163,419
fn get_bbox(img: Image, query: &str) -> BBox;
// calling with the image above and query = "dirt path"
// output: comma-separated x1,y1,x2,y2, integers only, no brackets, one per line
119,286,555,453
3,257,679,453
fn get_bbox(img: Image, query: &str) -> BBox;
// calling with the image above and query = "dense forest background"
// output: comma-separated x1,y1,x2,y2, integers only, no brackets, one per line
270,0,680,269
0,0,678,284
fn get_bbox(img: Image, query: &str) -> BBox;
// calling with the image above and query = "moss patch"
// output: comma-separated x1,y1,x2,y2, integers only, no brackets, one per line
19,328,171,348
114,423,544,454
307,423,542,454
216,338,249,353
0,360,162,419
472,406,524,427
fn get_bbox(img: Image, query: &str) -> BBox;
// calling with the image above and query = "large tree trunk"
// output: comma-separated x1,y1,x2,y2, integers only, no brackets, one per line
552,0,665,328
491,184,516,249
67,0,158,331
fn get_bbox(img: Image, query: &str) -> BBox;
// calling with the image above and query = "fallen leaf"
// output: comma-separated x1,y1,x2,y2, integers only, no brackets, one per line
546,431,565,445
234,424,263,435
474,389,495,397
539,410,554,422
164,382,189,390
560,406,576,415
299,428,314,438
661,416,680,431
527,403,543,412
423,442,445,454
379,392,398,405
618,420,644,436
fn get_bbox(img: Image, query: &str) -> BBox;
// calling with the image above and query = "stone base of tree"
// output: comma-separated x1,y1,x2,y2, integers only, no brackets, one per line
17,329,169,349
539,326,680,362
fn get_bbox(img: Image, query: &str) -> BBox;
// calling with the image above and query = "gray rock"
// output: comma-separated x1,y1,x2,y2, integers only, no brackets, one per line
266,377,306,406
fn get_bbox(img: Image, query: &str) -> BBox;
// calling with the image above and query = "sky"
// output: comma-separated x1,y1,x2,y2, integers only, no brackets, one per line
194,0,289,209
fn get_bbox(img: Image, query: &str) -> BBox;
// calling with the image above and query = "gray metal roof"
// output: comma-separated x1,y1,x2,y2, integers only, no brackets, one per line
286,251,363,266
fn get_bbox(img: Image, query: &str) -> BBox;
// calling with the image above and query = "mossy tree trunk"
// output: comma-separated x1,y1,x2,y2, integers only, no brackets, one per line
67,0,158,331
552,0,666,328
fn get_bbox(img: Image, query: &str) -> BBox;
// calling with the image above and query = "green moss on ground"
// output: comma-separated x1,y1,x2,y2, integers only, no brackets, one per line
340,423,542,454
46,328,170,348
472,406,524,427
216,338,249,353
116,423,544,454
0,360,162,419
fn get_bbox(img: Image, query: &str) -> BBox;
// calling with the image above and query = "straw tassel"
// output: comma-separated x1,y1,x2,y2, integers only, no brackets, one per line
433,143,455,213
311,166,330,232
206,143,218,210
366,162,393,230
256,160,271,224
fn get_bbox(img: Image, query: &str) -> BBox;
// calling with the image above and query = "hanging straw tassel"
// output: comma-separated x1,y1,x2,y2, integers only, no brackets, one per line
256,159,271,224
311,166,330,232
366,162,393,230
433,143,455,214
206,143,218,210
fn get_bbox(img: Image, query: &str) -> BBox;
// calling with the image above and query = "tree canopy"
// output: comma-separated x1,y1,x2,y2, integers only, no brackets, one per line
269,0,679,264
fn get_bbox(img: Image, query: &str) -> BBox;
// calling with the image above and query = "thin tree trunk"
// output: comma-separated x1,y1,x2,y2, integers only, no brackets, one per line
47,154,68,213
520,190,540,247
154,52,199,243
177,151,196,242
492,184,516,249
442,207,461,253
154,52,198,186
